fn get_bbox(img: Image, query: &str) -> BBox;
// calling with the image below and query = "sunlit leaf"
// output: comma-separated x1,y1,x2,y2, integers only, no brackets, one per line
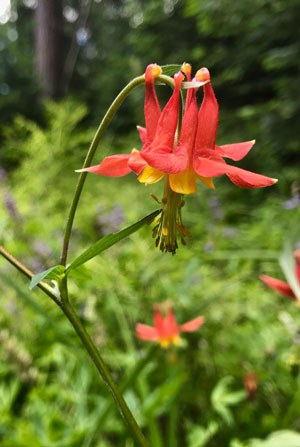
211,376,246,425
279,230,300,300
187,421,219,447
249,430,300,447
182,81,209,89
29,265,65,290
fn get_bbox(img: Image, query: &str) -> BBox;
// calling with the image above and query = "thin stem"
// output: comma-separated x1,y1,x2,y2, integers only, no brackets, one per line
168,404,179,447
60,292,149,447
60,74,174,266
0,245,60,305
95,345,158,429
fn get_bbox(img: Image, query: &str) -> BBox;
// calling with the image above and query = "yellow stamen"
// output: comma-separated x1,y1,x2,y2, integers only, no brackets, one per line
153,176,191,254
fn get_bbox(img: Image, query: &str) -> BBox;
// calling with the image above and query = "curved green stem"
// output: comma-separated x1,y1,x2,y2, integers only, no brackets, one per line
59,279,148,447
60,73,174,266
0,245,61,305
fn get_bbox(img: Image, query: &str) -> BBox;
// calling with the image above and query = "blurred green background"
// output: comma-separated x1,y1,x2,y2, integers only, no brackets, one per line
0,1,300,446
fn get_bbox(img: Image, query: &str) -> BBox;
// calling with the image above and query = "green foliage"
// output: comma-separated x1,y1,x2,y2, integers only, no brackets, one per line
232,430,300,447
1,5,300,439
1,97,300,445
66,209,160,273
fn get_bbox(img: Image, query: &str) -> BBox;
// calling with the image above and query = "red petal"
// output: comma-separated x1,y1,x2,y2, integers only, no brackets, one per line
225,165,277,188
193,155,227,177
153,308,165,336
144,65,162,141
164,309,179,338
260,274,296,299
180,316,205,333
76,154,132,177
141,144,189,174
137,125,148,145
151,71,184,149
216,140,255,161
295,262,300,284
194,157,277,188
194,82,219,153
128,151,147,174
179,87,198,154
136,324,159,341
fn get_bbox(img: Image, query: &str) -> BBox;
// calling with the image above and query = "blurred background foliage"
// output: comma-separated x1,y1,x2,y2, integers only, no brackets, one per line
1,0,300,446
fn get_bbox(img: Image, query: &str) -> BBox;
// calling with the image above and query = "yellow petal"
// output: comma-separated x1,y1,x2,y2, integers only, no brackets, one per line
138,165,165,185
159,338,171,348
159,336,181,348
197,175,215,189
169,169,197,194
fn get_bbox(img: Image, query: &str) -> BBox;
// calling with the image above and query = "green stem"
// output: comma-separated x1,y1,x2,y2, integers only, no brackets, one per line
60,73,174,266
0,245,60,306
59,279,149,447
168,404,179,447
96,345,158,429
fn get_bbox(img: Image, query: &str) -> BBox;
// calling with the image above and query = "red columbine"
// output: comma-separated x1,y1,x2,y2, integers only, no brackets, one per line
136,303,205,348
260,250,300,301
140,67,277,192
77,63,277,254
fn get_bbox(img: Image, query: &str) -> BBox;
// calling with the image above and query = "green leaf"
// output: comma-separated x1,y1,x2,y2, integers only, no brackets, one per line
279,231,300,300
187,421,219,447
248,430,300,447
66,210,161,273
142,372,187,417
211,376,246,425
161,64,182,76
29,265,65,290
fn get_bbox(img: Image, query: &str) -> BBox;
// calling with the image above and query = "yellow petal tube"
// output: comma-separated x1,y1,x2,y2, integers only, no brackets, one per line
197,175,215,189
169,168,197,194
169,169,215,193
138,165,165,185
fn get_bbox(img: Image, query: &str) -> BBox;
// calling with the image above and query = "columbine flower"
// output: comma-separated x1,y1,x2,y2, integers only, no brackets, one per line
77,63,277,254
138,65,277,252
140,67,277,192
136,303,205,348
138,63,207,252
260,250,300,300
